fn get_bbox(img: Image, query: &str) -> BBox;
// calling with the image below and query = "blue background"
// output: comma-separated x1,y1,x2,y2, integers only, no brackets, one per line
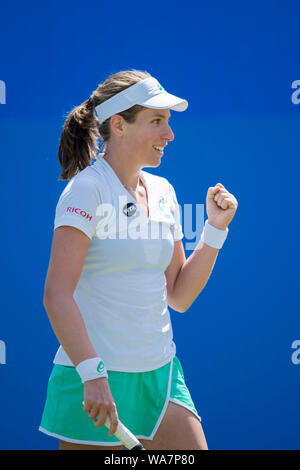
0,0,299,450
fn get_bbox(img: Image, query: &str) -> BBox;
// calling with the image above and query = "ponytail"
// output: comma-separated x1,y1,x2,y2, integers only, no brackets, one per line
58,97,100,181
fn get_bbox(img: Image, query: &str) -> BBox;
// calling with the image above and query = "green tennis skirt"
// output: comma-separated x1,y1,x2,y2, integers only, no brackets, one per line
39,355,200,446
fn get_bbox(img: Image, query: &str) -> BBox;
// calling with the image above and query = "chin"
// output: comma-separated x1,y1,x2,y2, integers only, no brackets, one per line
143,155,163,168
143,160,162,169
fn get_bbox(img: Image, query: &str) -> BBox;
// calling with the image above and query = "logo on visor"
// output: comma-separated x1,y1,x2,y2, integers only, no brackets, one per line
123,202,137,217
157,82,163,91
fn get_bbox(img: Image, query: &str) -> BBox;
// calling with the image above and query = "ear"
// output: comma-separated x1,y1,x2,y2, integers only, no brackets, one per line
110,114,125,136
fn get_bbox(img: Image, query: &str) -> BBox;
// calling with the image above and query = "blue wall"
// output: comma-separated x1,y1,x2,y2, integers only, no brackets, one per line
0,0,299,450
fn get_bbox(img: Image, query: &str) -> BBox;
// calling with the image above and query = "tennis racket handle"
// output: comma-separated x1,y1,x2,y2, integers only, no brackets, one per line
105,417,145,450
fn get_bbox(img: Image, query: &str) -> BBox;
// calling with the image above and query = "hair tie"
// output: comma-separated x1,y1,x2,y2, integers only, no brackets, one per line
86,97,95,111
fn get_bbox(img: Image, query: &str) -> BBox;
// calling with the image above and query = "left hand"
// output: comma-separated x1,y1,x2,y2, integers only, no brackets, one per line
206,183,238,230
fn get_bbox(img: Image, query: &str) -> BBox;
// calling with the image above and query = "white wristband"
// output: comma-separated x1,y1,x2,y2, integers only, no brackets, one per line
200,220,229,249
76,357,108,383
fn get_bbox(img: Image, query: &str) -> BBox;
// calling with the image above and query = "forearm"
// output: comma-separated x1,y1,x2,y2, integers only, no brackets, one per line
43,290,97,366
173,240,219,312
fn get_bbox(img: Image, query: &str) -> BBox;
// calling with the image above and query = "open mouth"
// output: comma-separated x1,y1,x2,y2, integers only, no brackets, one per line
152,145,164,155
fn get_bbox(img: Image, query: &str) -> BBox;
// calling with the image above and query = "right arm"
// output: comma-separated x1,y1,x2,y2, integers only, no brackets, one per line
43,225,118,434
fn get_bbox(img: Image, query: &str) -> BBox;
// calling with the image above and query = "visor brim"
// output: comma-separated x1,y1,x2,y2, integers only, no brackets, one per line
138,91,188,112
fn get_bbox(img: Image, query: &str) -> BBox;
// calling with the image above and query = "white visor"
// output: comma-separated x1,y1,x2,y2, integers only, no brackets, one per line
95,77,188,124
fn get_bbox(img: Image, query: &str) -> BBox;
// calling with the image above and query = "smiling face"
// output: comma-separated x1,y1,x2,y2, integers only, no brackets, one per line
116,108,175,167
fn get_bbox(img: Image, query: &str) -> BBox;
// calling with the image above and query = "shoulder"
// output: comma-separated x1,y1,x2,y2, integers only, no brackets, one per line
59,164,105,201
54,166,106,239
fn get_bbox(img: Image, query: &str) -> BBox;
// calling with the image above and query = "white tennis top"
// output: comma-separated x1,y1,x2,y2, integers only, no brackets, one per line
53,156,183,372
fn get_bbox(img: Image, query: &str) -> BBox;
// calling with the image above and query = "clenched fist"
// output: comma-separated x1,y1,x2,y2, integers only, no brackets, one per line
206,183,238,230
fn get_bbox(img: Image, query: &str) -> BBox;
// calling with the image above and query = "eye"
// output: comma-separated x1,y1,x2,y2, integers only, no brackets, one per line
152,119,161,124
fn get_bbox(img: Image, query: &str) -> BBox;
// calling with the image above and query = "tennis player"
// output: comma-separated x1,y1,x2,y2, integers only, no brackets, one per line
39,69,238,450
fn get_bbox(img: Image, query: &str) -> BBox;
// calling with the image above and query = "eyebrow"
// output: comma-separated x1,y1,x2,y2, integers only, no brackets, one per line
151,113,171,120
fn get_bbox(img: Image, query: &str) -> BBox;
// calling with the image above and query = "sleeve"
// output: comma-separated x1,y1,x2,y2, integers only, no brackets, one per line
168,182,184,242
54,176,103,240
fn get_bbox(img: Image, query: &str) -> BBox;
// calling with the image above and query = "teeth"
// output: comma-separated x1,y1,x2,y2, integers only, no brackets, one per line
153,146,164,151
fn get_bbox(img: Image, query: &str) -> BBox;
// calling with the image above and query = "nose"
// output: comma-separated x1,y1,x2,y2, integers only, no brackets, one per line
163,123,175,143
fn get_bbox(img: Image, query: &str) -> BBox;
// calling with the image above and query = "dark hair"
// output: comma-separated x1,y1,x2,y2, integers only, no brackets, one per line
58,69,151,180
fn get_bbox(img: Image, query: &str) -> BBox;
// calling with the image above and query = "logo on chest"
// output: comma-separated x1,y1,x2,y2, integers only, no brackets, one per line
159,196,165,212
123,202,137,217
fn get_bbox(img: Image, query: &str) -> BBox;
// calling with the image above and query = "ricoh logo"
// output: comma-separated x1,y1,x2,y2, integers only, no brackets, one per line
0,340,6,364
291,80,300,105
66,207,92,221
0,80,6,104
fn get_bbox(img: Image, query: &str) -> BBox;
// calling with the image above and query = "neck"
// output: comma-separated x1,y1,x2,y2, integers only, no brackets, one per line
102,146,142,192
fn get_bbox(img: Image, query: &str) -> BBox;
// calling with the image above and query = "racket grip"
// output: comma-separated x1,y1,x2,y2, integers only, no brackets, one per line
105,417,145,450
